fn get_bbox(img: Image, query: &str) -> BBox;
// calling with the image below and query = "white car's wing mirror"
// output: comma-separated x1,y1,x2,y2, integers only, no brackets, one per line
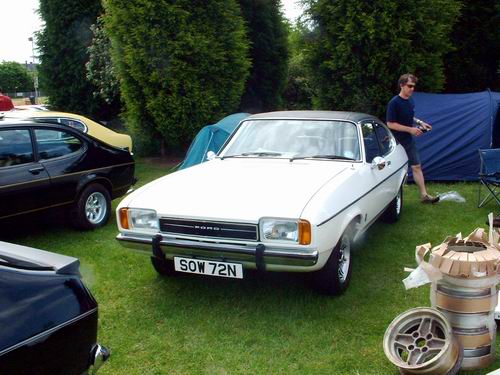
371,156,387,170
206,151,216,161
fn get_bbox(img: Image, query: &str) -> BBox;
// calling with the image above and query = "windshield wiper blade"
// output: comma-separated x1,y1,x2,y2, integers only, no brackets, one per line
241,152,282,157
290,154,356,161
222,152,282,159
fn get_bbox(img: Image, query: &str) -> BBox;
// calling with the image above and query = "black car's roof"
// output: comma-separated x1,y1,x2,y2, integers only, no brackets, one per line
246,110,379,123
0,117,47,127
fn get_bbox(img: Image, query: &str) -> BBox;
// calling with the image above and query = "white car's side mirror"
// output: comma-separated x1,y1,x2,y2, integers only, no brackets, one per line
371,156,387,170
206,151,216,161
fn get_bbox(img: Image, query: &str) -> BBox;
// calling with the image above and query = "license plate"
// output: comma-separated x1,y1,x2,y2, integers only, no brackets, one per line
174,257,243,279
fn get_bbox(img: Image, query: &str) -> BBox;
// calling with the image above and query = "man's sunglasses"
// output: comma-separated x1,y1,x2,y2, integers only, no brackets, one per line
406,84,416,88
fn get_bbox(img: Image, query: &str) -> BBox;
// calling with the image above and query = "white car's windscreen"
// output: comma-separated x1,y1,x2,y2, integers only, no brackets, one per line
222,119,360,160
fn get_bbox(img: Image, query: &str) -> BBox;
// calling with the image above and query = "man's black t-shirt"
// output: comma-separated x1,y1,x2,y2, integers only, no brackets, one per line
386,95,414,146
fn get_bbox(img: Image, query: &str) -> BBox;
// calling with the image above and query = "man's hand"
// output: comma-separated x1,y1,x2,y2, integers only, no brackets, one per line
415,118,432,131
421,121,432,131
410,127,423,136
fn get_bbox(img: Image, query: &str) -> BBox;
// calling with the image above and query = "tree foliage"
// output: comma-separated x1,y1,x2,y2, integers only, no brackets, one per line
303,0,461,118
0,62,33,93
282,22,313,110
86,16,120,105
443,0,500,92
37,0,105,116
104,0,250,154
238,0,289,112
86,16,121,119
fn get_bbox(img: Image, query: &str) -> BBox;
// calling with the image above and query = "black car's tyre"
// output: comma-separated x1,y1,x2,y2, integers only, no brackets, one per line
151,256,176,276
71,183,111,230
381,185,403,223
312,230,352,295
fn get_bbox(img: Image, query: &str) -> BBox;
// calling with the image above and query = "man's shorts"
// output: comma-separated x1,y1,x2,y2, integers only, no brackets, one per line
402,140,421,166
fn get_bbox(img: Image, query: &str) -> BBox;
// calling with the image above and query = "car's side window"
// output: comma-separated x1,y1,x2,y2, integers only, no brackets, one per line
0,129,34,167
34,129,83,160
361,123,380,162
59,118,87,133
374,123,393,155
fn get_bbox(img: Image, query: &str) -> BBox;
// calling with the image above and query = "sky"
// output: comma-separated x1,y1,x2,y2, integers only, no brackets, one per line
0,0,304,64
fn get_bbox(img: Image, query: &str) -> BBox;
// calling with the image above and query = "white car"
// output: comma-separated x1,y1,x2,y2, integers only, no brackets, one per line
116,111,408,295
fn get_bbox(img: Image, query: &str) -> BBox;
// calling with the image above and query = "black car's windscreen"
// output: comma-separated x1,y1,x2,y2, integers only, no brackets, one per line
222,119,360,160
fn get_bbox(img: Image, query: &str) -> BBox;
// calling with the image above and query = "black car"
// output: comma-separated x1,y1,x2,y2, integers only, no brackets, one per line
0,240,109,374
0,117,135,230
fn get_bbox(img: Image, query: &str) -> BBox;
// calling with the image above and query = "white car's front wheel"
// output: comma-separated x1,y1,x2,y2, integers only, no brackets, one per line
312,230,352,295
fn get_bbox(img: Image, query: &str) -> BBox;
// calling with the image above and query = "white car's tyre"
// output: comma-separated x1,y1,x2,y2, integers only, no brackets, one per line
312,230,352,295
381,185,403,223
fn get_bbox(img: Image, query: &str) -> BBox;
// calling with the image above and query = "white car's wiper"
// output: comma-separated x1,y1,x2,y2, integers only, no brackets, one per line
222,151,282,159
290,154,356,162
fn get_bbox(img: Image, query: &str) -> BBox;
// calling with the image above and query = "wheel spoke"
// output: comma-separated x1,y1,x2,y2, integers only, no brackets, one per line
394,333,413,347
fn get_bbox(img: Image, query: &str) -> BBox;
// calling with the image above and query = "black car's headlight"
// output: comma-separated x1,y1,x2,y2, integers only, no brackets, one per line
260,218,311,245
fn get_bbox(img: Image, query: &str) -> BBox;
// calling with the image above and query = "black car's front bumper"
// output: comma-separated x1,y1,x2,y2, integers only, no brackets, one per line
116,233,318,270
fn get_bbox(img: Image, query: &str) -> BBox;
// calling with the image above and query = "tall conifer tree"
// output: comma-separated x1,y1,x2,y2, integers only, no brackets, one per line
443,0,500,92
38,0,104,116
238,0,289,112
105,0,250,154
303,0,460,117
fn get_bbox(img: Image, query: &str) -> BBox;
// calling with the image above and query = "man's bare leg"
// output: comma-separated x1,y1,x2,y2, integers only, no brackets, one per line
411,164,427,198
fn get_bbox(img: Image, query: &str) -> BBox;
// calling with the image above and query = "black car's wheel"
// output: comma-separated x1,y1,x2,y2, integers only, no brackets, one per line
312,230,352,295
71,183,111,230
381,185,403,223
151,256,176,276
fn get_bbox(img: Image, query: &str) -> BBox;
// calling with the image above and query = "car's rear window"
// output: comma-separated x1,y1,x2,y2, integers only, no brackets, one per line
0,129,34,168
34,129,83,160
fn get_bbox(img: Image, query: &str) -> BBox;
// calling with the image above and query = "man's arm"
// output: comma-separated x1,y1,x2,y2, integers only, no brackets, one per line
387,121,422,136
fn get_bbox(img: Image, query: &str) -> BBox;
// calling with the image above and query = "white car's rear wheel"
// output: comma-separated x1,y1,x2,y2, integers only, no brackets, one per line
381,185,403,223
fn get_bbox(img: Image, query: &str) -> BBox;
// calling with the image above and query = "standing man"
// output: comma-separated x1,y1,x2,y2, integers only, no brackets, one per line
0,88,14,111
386,73,439,204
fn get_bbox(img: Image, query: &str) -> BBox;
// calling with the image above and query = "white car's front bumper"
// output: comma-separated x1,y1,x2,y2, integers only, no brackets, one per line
116,233,319,271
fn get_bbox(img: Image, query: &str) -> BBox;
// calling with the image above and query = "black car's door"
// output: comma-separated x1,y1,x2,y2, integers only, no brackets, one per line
33,128,86,206
0,128,51,219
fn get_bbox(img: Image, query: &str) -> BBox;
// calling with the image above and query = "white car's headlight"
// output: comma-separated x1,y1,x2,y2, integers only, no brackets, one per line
260,218,311,245
119,208,159,231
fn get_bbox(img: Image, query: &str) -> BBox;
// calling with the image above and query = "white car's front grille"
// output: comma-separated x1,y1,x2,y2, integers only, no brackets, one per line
159,218,258,241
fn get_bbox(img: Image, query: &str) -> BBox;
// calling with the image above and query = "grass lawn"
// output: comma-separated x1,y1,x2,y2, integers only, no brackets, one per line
2,158,499,374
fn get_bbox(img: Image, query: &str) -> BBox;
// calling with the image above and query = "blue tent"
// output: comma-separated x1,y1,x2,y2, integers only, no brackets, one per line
179,113,249,170
411,90,500,181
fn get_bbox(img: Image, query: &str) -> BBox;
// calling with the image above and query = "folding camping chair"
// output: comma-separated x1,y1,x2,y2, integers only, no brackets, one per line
478,149,500,207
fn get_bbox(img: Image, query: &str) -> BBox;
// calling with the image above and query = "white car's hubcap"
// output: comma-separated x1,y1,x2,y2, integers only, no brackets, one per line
338,234,351,283
396,189,402,215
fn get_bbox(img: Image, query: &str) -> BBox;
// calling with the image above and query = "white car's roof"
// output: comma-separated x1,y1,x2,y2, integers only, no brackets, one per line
246,110,379,123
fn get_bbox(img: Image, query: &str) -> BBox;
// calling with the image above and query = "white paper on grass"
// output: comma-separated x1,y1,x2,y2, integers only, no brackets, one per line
403,261,442,290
